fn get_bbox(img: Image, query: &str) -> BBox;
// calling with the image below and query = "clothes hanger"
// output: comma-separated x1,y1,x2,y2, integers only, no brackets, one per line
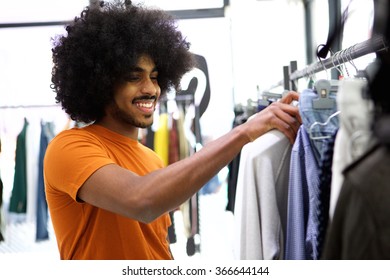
345,46,360,76
310,47,338,109
309,110,340,140
312,79,337,109
332,49,345,79
305,63,316,89
311,47,346,110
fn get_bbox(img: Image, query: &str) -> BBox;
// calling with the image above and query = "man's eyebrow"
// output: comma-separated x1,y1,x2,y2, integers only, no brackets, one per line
130,66,158,73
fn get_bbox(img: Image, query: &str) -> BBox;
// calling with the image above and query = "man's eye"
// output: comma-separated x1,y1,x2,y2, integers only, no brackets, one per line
125,75,140,81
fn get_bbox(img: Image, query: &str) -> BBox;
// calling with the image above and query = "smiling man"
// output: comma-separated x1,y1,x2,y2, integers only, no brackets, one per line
100,55,160,137
44,0,301,260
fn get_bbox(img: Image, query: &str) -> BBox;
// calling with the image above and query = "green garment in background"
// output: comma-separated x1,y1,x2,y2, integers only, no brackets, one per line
9,118,29,213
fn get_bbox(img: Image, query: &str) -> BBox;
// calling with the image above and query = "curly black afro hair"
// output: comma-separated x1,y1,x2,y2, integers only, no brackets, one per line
51,0,195,123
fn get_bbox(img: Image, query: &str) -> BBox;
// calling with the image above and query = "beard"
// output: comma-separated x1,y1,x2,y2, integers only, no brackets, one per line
110,102,154,129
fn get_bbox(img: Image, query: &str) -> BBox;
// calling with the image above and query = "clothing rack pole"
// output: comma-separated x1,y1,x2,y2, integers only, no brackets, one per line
265,60,298,92
265,80,283,92
290,35,388,81
289,60,298,91
283,66,290,90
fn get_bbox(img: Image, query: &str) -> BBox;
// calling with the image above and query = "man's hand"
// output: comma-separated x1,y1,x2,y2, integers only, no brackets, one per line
244,91,302,144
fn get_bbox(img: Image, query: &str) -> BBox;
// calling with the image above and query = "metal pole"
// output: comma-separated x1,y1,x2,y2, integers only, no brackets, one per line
290,35,388,81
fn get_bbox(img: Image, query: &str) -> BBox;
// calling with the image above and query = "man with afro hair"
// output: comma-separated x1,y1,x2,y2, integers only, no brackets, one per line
45,0,301,259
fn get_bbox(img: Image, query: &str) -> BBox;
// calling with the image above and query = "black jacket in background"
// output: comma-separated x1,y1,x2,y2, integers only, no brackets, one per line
322,143,390,259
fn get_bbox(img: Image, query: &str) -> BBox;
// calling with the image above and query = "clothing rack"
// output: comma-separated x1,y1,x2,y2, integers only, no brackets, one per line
290,34,388,81
266,60,297,92
268,35,388,92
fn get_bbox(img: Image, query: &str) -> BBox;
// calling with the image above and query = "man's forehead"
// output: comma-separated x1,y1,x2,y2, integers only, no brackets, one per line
131,54,157,72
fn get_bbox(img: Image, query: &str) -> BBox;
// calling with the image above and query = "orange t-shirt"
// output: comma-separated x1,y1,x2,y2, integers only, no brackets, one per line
44,124,172,260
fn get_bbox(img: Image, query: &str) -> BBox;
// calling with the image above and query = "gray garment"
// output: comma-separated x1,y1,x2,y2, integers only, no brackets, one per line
233,130,291,260
322,143,390,259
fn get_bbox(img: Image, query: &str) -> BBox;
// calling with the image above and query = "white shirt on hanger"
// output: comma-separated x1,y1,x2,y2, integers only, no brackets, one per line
329,77,374,219
233,129,292,260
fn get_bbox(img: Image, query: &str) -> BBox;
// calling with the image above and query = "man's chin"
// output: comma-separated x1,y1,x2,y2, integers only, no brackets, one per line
136,120,153,129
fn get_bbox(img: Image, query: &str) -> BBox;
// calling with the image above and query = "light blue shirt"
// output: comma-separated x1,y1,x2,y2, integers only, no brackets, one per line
285,88,339,260
285,125,319,259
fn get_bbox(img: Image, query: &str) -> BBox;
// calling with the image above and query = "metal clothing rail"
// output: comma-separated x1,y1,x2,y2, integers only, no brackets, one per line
290,34,388,81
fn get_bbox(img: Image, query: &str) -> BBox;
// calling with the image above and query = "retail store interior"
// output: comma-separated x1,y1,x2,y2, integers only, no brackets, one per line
1,0,388,262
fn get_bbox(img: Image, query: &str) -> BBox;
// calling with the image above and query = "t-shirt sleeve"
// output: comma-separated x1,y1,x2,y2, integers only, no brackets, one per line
44,129,115,201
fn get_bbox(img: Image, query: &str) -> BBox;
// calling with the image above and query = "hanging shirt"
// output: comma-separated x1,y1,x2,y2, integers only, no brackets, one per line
322,142,390,259
285,88,338,260
226,110,247,213
36,121,56,241
285,125,319,260
9,118,29,214
315,129,338,258
153,113,169,167
233,129,292,260
44,124,171,260
329,78,374,219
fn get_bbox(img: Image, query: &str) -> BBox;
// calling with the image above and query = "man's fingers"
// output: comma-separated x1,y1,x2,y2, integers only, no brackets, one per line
272,117,297,144
280,91,300,104
270,101,302,126
267,102,301,143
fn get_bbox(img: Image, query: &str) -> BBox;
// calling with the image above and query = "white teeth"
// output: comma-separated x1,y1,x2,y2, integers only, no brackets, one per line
136,102,153,108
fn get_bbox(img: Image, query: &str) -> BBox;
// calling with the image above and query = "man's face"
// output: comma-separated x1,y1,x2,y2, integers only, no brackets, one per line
109,55,161,128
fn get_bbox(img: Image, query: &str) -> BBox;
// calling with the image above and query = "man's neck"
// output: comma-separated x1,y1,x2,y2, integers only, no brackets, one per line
95,119,139,140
